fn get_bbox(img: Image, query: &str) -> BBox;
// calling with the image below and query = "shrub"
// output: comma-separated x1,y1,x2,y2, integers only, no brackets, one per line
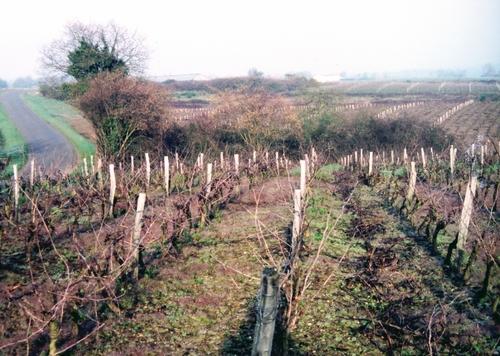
78,71,172,161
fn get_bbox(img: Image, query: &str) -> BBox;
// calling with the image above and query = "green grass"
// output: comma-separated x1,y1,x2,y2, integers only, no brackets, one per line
0,104,27,178
22,94,95,159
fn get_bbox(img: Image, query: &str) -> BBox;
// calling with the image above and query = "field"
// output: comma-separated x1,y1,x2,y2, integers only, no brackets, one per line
0,140,498,354
0,80,499,355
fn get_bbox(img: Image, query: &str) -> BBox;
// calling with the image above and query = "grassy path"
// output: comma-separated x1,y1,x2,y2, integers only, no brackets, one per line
0,103,27,178
22,94,95,159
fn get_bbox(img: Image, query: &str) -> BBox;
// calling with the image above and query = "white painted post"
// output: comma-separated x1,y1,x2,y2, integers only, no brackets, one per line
164,156,170,195
292,189,302,250
30,159,35,188
406,161,417,201
391,150,394,165
13,164,19,211
403,148,408,164
253,150,257,163
90,155,94,175
480,145,484,166
360,149,364,168
368,152,373,176
421,147,426,170
275,152,280,175
145,153,150,188
109,164,116,217
83,157,89,177
234,154,239,174
132,192,146,280
300,160,306,197
456,175,477,267
450,145,455,176
220,152,224,170
200,153,204,168
354,150,358,164
131,155,134,175
207,163,213,193
305,154,310,178
175,152,179,170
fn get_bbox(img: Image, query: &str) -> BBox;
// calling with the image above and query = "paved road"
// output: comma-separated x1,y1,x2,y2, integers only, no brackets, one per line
0,90,76,176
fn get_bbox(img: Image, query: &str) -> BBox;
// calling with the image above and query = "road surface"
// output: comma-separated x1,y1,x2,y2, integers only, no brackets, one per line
0,90,76,176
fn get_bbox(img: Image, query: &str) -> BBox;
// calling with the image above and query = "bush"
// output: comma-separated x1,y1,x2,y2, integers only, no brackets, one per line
303,112,453,156
78,71,172,161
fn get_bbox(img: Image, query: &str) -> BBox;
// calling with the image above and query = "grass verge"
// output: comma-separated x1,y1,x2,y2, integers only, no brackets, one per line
0,104,27,178
22,94,95,159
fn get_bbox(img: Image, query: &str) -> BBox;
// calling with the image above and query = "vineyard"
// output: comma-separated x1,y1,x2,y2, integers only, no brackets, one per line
0,136,498,353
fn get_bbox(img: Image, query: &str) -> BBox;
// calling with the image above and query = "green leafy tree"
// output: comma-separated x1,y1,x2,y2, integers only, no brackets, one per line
41,22,147,80
67,40,128,80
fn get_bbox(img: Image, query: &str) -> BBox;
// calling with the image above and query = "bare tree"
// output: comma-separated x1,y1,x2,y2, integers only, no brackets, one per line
41,22,148,79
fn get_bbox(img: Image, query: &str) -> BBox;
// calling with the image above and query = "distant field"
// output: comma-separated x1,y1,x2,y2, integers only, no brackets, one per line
22,94,95,159
0,104,27,178
324,80,500,96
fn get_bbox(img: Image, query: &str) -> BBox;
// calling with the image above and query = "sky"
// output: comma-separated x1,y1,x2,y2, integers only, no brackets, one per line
0,0,499,80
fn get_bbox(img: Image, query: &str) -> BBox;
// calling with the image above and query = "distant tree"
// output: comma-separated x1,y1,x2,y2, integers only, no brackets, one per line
0,78,8,89
481,63,498,77
12,76,37,88
248,68,264,78
67,40,128,80
41,22,148,80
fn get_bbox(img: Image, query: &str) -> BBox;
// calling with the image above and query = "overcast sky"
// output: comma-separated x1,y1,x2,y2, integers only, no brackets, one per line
0,0,499,80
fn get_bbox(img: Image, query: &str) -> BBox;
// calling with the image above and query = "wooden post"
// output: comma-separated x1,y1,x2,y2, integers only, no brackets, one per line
275,152,280,175
292,189,302,251
368,151,373,176
265,151,269,166
234,154,239,174
164,156,170,195
13,164,19,211
403,148,408,164
83,157,89,177
251,267,279,356
305,154,310,178
131,155,134,175
145,153,151,188
456,175,477,269
406,161,417,201
30,159,35,188
206,163,212,194
132,192,146,280
300,160,306,197
421,147,426,170
109,164,116,217
450,145,455,176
